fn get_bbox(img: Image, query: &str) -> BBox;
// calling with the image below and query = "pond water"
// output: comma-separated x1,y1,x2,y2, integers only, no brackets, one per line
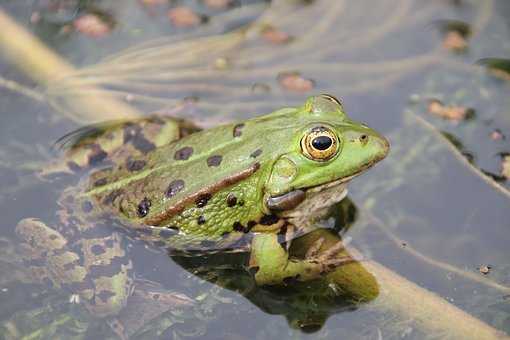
0,0,509,339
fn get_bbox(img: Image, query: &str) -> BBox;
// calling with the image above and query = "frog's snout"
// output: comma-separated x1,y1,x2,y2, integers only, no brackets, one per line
374,134,390,160
358,131,390,165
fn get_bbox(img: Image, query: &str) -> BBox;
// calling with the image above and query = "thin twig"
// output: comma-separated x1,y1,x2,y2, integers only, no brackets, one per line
0,75,45,102
410,112,510,200
365,213,510,294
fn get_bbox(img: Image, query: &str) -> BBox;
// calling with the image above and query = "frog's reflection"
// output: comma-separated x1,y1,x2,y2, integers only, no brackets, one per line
171,198,379,333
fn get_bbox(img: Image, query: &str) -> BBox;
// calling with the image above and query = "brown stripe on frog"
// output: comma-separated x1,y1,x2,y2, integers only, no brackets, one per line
143,162,261,226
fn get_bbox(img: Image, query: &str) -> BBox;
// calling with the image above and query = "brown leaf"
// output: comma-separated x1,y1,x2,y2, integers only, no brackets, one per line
74,14,112,38
427,99,469,123
204,0,233,9
168,7,204,28
278,72,315,92
442,31,468,51
262,26,293,44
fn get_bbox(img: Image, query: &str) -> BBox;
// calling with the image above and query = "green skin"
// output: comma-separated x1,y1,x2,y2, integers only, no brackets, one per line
15,95,389,319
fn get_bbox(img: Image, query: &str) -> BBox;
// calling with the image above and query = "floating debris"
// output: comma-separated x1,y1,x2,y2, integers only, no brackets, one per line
277,71,315,92
204,0,234,9
435,19,471,52
168,7,205,27
139,0,168,6
427,99,472,123
73,13,112,38
442,31,468,51
490,129,505,141
262,26,293,44
30,11,42,24
478,265,492,275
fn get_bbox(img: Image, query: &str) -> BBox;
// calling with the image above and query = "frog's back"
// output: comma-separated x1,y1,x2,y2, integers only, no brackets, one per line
83,108,300,239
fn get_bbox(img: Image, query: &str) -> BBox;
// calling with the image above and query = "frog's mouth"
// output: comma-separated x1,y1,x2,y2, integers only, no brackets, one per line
305,158,378,193
266,161,374,213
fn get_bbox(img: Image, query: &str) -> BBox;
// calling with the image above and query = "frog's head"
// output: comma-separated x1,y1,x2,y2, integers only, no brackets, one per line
263,94,389,213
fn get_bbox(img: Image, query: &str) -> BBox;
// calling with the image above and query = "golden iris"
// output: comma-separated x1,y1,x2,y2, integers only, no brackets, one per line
301,126,339,161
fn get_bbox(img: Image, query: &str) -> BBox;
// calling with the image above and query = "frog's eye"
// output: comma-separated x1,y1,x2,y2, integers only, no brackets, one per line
301,126,339,161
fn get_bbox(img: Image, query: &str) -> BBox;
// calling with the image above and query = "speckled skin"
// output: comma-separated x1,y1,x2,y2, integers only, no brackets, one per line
15,95,389,317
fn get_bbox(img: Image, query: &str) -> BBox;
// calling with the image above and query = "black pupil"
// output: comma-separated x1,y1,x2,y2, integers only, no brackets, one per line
312,135,333,150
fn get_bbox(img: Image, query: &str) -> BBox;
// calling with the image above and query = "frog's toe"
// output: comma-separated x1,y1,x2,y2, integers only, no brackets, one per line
315,240,345,262
306,240,356,274
304,238,344,262
319,255,356,272
304,237,325,259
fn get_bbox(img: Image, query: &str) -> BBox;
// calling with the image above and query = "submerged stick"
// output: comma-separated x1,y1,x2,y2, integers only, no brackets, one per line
363,257,508,340
294,230,508,340
0,9,142,123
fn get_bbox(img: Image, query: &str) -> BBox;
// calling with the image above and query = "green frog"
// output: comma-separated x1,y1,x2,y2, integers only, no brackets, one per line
15,94,389,319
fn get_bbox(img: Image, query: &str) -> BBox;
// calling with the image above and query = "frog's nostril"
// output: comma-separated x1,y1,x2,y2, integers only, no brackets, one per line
359,134,368,145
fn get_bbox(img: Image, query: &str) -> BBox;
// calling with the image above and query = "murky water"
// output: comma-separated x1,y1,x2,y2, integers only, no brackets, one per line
0,0,509,339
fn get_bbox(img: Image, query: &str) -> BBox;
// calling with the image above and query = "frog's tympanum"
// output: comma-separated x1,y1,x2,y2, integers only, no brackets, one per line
15,95,389,322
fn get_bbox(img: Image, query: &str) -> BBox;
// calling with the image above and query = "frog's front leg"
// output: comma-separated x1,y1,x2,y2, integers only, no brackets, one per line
249,232,353,285
15,218,133,317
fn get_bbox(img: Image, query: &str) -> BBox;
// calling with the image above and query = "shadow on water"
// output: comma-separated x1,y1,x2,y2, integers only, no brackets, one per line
170,199,374,334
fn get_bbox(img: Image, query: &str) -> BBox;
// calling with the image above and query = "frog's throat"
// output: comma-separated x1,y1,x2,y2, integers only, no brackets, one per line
265,155,381,213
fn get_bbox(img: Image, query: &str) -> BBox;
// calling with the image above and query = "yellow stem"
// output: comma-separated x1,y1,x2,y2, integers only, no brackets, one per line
0,9,142,123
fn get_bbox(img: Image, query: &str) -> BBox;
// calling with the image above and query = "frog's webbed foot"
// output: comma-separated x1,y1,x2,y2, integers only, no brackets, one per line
304,237,356,272
249,233,356,286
